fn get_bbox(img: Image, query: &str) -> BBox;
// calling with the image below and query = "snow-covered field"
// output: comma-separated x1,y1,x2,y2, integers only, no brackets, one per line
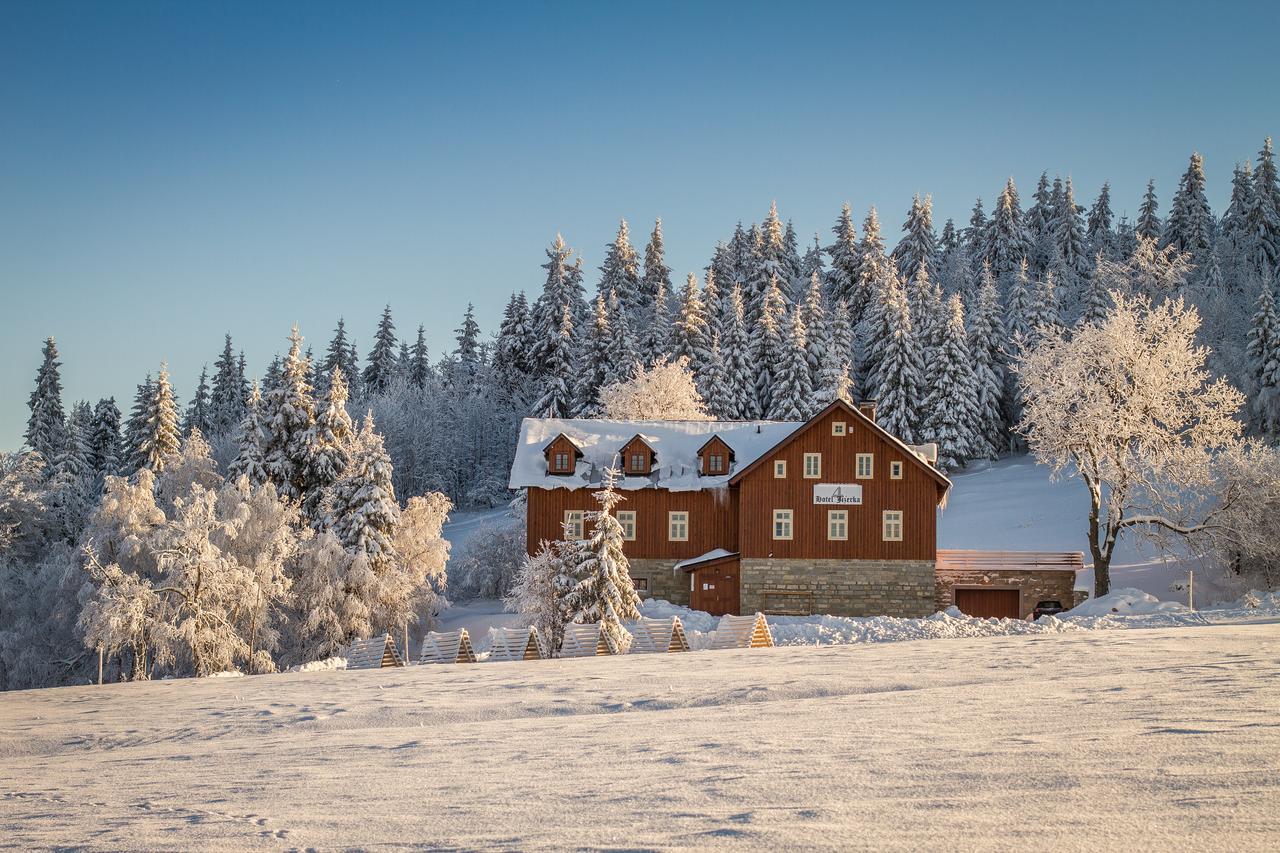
3,623,1278,850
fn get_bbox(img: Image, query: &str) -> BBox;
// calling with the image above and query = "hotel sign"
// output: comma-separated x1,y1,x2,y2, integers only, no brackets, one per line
813,483,862,506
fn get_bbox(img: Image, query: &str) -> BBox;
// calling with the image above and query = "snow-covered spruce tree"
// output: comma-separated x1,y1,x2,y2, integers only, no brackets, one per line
363,305,399,395
304,366,355,524
1087,181,1115,260
824,202,861,310
892,194,939,283
1055,177,1090,282
639,217,672,318
209,334,247,436
597,219,641,310
852,207,886,329
1025,172,1054,264
227,381,269,487
1136,178,1162,242
642,281,673,367
122,374,154,475
1247,283,1280,439
494,291,535,393
183,366,211,438
533,304,577,418
963,198,987,266
448,303,483,390
599,356,710,421
605,288,640,384
873,273,924,443
261,327,318,501
757,201,790,300
670,272,711,375
504,539,567,654
985,177,1033,279
407,325,433,389
321,319,361,399
907,263,943,357
856,259,894,401
822,297,856,397
25,336,66,467
1163,151,1213,258
88,397,123,479
800,232,825,285
782,220,804,299
330,412,400,590
1027,270,1063,346
46,401,95,540
752,275,788,417
771,307,813,420
967,271,1006,459
701,267,723,347
1014,293,1259,596
132,364,182,474
1222,162,1254,249
1245,137,1280,276
561,469,642,654
720,282,755,419
1005,259,1034,344
1079,252,1113,327
921,294,979,471
798,270,830,387
699,332,733,419
573,295,613,417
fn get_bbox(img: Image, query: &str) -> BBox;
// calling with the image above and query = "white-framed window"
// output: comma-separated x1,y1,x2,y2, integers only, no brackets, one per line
882,510,903,542
617,510,637,541
856,453,874,479
668,511,689,542
890,460,904,480
773,509,794,540
709,453,725,473
803,453,822,478
633,577,649,592
832,420,847,436
774,460,787,478
629,453,645,472
554,452,571,471
563,510,584,540
828,509,848,541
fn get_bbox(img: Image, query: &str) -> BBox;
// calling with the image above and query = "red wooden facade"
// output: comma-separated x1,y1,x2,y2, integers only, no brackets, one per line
524,399,950,563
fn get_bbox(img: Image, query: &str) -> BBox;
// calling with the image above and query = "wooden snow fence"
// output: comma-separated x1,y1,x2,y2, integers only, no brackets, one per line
487,626,544,662
344,634,405,670
709,613,774,650
418,629,477,665
628,616,690,654
559,622,627,657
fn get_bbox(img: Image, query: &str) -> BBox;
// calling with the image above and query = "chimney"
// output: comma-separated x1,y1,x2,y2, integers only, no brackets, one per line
858,400,877,423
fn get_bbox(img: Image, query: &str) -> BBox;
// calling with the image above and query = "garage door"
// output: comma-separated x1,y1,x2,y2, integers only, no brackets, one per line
954,588,1021,620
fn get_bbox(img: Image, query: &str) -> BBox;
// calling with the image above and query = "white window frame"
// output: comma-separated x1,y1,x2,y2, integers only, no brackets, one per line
774,460,787,478
827,509,848,541
831,421,847,436
803,453,822,479
882,510,903,542
563,510,584,540
773,509,794,540
856,453,874,479
617,510,637,541
668,511,689,542
890,460,904,480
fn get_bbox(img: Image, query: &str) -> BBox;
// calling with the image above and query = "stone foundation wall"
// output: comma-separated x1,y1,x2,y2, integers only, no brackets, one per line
739,559,935,618
627,558,690,607
935,569,1080,619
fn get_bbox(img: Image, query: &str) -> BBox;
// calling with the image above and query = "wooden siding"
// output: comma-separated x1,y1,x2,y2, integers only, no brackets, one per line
619,435,655,476
735,406,943,560
526,486,738,558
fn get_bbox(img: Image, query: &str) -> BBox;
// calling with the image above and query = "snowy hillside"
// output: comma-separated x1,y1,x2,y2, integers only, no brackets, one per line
3,624,1277,850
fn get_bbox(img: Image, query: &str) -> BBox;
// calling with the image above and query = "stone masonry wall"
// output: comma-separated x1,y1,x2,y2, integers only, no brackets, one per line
627,558,690,607
935,569,1080,619
740,558,935,618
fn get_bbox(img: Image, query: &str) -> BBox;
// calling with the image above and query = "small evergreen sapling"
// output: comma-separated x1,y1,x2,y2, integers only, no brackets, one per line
561,469,642,655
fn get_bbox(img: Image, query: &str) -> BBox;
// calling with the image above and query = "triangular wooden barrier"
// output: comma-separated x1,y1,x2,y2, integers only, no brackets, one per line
709,613,774,650
418,629,477,665
344,634,406,669
488,626,544,662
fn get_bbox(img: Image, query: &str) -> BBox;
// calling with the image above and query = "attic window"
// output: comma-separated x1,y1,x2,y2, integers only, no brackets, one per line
832,421,847,436
553,452,571,472
629,453,646,473
708,453,725,473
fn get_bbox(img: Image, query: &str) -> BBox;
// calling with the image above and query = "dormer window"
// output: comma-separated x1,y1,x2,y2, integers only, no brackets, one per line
708,453,725,473
697,436,735,477
542,433,583,475
620,435,656,476
629,453,646,473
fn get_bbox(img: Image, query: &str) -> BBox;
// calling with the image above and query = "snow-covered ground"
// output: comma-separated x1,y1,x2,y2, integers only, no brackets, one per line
3,623,1277,850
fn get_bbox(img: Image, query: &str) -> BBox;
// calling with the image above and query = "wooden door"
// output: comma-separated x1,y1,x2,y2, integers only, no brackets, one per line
954,588,1022,620
691,559,740,616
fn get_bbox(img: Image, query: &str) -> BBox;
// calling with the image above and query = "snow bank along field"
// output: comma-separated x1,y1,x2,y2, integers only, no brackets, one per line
2,621,1278,850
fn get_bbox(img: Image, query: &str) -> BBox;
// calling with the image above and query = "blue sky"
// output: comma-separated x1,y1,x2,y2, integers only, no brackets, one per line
1,0,1278,449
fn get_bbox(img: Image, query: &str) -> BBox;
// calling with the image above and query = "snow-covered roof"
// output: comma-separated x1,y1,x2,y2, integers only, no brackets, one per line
510,418,803,491
674,549,739,573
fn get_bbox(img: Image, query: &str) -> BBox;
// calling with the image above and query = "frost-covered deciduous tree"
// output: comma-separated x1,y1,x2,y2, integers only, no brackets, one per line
1015,293,1254,595
599,357,710,421
561,470,641,654
382,492,452,651
505,538,568,654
